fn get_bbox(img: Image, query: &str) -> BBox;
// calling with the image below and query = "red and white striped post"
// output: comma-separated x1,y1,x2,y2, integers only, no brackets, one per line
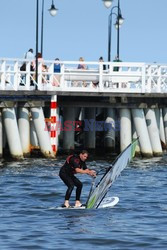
50,95,58,154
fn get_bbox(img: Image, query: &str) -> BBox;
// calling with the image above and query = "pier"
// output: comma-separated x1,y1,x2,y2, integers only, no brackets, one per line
1,58,167,159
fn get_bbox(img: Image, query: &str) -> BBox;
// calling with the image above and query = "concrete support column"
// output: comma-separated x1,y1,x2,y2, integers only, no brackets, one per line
104,108,115,152
159,109,166,149
132,109,153,157
84,107,96,151
155,108,166,149
155,108,160,130
3,121,7,150
75,107,81,120
2,107,23,160
145,108,162,156
163,108,167,145
0,111,3,158
132,123,141,156
30,119,39,148
63,107,75,151
120,108,132,152
31,107,54,158
18,107,30,156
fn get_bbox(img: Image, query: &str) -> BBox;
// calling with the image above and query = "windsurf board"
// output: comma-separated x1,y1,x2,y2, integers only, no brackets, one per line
55,196,119,210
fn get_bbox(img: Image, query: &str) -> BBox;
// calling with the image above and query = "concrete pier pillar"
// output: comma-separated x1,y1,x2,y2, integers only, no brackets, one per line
104,108,115,152
18,107,30,156
132,109,153,157
30,119,39,148
145,108,162,156
163,108,167,145
132,123,141,156
58,114,63,146
120,108,132,152
63,107,75,151
155,108,166,149
31,107,54,158
155,108,160,130
0,111,3,158
2,107,23,160
96,108,103,118
3,121,7,150
84,107,96,151
159,109,166,149
75,107,81,120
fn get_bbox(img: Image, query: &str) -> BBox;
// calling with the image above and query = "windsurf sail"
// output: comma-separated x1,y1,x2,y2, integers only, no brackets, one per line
86,138,138,209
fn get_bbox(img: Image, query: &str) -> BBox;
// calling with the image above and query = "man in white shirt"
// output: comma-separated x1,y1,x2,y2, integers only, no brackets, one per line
25,48,34,60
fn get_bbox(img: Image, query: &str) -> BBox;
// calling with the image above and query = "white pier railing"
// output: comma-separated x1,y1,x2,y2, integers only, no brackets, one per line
0,58,167,93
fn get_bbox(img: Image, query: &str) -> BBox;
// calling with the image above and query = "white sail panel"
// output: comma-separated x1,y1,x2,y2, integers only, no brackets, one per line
86,139,138,209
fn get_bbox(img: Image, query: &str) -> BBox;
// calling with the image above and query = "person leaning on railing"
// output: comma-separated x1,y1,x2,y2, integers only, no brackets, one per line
77,57,87,70
32,52,48,84
92,56,106,88
77,57,88,87
20,48,35,86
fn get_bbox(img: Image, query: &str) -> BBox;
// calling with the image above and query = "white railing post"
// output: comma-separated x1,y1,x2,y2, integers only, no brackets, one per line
142,64,146,93
99,62,103,91
13,60,19,90
25,61,31,90
61,63,65,90
157,66,161,93
48,63,54,90
1,60,6,90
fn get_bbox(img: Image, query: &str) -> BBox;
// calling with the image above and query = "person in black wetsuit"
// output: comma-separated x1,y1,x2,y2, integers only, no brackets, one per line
59,150,96,208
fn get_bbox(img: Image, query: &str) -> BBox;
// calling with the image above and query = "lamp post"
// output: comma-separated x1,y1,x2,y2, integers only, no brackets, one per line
103,0,124,61
108,8,117,62
35,0,39,87
35,0,58,88
41,0,58,56
115,0,124,61
41,0,44,56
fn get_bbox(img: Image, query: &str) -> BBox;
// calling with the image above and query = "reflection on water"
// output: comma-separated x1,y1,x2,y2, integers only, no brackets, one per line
0,156,167,249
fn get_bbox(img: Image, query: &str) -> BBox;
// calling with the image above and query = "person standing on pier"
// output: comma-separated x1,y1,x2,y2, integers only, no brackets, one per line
59,150,96,208
77,57,87,70
77,57,88,87
25,48,35,60
99,56,106,71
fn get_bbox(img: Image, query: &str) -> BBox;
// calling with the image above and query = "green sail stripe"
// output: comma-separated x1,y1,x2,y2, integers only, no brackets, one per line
86,195,97,209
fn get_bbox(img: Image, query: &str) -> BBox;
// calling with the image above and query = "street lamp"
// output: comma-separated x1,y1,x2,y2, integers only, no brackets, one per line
103,0,113,8
103,0,124,61
48,0,58,16
36,0,58,88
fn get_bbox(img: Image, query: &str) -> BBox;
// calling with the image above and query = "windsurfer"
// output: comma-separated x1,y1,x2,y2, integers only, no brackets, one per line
59,150,96,208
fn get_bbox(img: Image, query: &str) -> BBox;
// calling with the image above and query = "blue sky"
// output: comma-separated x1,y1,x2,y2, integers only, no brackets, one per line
1,0,167,63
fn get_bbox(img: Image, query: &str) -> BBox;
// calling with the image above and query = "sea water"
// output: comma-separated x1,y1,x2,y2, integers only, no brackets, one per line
0,156,167,249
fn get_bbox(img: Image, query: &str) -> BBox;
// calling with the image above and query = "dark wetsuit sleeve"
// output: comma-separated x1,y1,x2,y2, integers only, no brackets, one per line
70,156,87,170
70,156,80,170
82,162,87,170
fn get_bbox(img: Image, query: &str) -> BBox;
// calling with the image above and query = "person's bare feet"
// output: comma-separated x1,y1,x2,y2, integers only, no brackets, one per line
75,200,82,207
64,200,70,208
